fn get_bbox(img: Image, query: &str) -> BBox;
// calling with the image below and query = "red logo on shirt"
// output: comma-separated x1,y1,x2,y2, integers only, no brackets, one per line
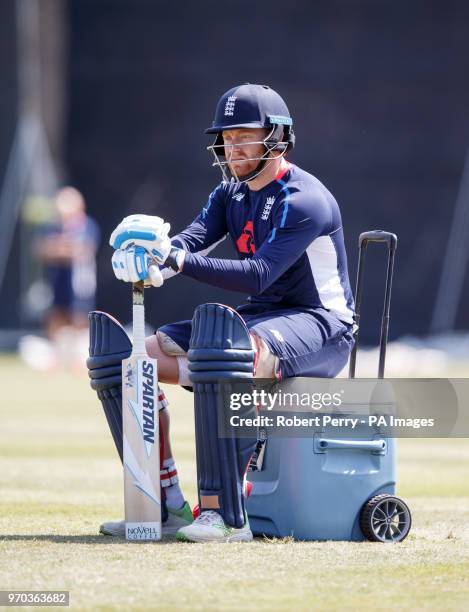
236,220,256,255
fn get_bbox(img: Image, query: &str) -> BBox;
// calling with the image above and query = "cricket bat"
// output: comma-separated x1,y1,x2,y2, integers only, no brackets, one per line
122,281,161,541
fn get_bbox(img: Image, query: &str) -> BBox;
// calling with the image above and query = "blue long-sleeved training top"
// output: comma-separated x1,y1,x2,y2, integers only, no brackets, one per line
171,163,355,325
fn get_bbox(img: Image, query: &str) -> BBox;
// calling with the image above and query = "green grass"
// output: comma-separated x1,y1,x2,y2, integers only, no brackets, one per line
0,355,468,611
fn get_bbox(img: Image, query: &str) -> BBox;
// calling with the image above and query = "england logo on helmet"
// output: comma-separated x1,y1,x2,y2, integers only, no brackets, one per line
206,83,295,183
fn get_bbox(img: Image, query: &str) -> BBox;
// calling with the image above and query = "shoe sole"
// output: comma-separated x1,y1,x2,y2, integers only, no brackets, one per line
176,530,253,543
99,523,191,538
99,526,124,537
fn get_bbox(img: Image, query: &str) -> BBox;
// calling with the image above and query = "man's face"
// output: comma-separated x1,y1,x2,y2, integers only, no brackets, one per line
222,128,268,177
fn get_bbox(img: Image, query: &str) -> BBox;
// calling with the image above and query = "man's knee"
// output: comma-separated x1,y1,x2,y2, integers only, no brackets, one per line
251,332,280,379
155,330,187,356
155,321,280,383
151,330,190,387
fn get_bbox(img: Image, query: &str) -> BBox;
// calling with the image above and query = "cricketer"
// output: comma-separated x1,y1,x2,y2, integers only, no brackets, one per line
88,83,355,543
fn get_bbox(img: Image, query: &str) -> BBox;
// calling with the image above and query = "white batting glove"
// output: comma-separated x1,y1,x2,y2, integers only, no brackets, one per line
109,214,172,263
111,246,164,287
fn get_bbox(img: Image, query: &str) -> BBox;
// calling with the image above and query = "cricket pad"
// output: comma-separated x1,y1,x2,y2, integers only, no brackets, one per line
87,311,131,462
87,311,168,522
188,303,257,529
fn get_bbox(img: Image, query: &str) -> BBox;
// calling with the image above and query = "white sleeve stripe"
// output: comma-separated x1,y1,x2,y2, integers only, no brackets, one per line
306,235,354,325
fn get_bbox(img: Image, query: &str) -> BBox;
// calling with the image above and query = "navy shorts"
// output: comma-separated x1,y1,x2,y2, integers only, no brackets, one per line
158,303,354,379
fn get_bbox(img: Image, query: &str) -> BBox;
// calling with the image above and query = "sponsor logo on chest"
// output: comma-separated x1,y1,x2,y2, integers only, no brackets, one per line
236,220,256,255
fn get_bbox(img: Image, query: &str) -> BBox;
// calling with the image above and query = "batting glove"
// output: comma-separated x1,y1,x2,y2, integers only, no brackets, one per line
112,246,164,287
109,214,172,263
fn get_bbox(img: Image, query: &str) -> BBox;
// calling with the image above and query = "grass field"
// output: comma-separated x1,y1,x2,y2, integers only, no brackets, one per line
1,355,468,611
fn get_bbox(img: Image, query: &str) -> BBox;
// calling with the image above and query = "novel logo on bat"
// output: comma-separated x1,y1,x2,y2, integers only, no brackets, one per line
141,361,155,448
126,523,160,540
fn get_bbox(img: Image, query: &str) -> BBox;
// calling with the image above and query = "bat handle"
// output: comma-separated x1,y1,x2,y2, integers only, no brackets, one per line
132,281,146,354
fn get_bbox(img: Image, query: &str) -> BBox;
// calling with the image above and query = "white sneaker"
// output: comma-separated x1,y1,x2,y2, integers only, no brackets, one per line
99,519,125,537
161,501,194,535
99,501,193,537
176,510,253,543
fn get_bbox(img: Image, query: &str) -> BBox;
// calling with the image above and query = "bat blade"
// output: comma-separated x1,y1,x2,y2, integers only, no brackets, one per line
122,351,161,541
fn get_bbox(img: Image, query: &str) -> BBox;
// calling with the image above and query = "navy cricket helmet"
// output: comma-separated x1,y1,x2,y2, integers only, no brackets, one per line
206,83,295,182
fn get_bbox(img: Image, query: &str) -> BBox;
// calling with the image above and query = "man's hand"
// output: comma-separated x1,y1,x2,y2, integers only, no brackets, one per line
112,246,164,287
109,214,171,263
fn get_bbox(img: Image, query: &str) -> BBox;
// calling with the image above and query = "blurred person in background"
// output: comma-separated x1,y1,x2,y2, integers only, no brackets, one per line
33,186,99,368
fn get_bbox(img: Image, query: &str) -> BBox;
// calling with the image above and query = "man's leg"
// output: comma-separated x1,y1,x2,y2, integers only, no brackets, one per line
144,335,179,384
148,322,280,385
244,307,354,379
177,303,257,543
145,331,191,387
250,333,280,379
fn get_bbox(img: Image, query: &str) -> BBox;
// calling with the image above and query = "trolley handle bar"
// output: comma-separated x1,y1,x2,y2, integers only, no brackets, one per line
349,229,397,380
359,230,397,251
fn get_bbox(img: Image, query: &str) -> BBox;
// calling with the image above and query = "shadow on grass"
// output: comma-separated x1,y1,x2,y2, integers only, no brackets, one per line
0,534,179,545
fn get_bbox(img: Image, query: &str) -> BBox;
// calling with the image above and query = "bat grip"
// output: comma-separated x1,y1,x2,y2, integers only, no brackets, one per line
132,282,146,354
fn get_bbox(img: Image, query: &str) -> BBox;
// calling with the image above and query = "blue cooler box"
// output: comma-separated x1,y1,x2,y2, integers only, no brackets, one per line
246,425,396,541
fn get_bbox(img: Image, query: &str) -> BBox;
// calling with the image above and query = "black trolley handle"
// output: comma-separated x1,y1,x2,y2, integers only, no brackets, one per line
348,230,398,379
